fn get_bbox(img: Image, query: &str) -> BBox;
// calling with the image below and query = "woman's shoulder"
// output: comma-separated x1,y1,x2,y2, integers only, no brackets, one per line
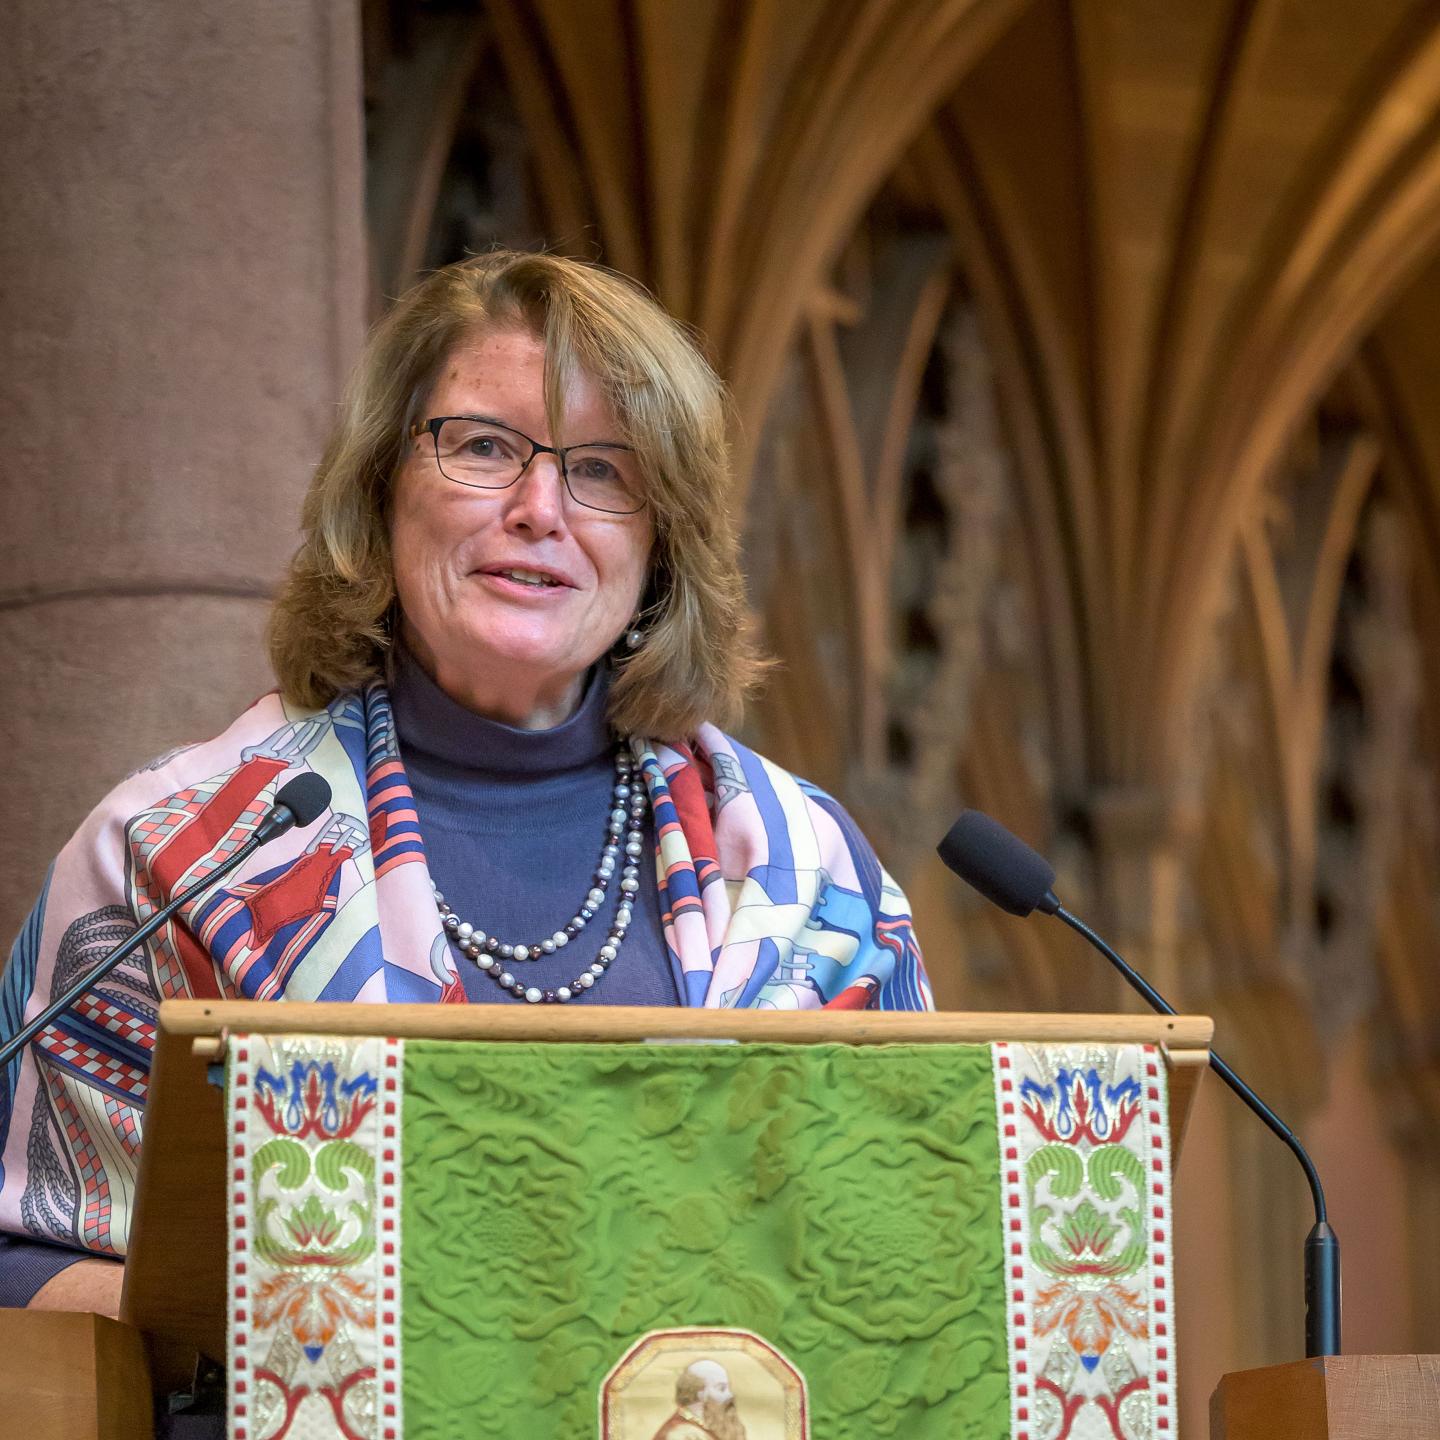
649,723,933,1011
73,688,353,848
651,723,887,867
692,722,854,808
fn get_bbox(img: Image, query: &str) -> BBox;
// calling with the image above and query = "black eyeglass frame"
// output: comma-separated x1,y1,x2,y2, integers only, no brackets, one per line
409,415,648,515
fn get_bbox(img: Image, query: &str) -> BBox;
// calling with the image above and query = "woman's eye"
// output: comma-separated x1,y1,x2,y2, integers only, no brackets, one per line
573,456,620,482
465,433,509,458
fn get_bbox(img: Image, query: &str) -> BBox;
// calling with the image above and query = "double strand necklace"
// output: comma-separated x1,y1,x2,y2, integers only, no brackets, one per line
432,743,648,1004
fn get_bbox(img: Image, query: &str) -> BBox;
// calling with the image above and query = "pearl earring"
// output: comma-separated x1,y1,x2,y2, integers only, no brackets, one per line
624,627,645,651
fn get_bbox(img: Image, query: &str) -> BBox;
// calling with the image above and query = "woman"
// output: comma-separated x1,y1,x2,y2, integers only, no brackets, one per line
0,251,931,1318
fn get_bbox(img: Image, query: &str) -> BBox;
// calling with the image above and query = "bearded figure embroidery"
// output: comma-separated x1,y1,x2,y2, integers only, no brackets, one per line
652,1359,748,1440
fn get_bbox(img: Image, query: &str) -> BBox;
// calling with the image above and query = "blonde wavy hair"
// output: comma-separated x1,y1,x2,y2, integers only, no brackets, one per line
268,250,765,740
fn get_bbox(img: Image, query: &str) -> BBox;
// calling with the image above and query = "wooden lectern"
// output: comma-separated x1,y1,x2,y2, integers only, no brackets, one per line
1211,1355,1440,1439
123,1000,1214,1391
26,1000,1427,1439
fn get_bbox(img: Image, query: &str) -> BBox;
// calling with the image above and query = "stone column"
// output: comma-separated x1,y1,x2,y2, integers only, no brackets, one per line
0,0,366,944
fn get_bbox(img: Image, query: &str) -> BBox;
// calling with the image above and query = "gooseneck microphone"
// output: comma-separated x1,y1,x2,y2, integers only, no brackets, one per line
938,808,1342,1359
0,773,332,1070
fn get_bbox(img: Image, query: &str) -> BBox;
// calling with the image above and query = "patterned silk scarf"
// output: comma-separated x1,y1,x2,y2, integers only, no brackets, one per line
0,683,930,1258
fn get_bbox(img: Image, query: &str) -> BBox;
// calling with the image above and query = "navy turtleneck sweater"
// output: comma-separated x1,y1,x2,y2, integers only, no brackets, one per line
388,647,679,1007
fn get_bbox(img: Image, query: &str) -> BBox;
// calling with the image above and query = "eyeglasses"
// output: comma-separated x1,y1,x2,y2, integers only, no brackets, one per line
409,416,647,515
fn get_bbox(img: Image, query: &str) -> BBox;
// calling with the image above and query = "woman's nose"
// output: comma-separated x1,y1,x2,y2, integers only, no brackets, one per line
502,453,568,532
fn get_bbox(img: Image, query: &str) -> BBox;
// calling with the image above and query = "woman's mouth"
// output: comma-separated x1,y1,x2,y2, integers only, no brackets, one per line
493,567,562,588
475,564,575,595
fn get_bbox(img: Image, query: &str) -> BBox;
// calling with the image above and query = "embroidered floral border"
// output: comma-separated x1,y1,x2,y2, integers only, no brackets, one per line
228,1033,403,1440
993,1042,1176,1440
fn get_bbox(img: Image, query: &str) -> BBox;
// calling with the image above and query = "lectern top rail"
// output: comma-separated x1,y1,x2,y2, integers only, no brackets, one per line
160,999,1214,1050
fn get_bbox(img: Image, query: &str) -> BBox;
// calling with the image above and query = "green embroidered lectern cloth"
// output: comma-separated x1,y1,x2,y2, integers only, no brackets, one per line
226,1038,1176,1440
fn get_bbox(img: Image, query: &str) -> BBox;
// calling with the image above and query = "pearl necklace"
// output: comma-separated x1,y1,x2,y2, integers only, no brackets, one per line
432,743,648,1004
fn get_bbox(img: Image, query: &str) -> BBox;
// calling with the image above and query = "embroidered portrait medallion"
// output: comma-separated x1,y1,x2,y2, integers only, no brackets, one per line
600,1328,808,1440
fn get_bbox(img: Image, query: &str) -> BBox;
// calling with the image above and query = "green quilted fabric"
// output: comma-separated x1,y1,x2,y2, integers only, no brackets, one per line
400,1040,1009,1437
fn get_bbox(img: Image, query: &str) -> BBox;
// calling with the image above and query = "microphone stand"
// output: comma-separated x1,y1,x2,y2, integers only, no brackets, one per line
1051,902,1341,1358
2,822,283,1070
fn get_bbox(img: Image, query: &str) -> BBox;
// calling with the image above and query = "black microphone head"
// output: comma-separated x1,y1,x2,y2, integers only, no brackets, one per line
936,809,1058,917
274,773,332,829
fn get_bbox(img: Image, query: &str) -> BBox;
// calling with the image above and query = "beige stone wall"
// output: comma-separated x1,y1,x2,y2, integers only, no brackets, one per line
0,0,367,945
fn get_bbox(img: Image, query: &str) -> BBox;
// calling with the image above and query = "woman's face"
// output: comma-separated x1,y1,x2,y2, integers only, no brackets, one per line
390,325,654,725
